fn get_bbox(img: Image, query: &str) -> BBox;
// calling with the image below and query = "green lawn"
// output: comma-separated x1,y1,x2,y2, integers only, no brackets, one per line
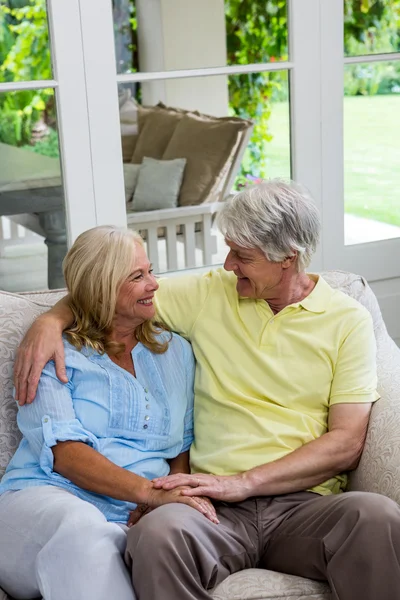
266,94,400,227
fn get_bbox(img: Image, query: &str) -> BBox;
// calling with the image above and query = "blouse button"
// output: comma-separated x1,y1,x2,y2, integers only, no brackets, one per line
145,415,150,421
146,404,150,409
143,424,148,429
144,388,148,393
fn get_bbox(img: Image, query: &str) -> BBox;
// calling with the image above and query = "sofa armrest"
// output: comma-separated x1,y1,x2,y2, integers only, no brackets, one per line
349,327,400,502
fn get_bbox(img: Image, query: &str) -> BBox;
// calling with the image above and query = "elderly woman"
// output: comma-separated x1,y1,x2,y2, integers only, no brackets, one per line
0,226,216,600
12,180,400,600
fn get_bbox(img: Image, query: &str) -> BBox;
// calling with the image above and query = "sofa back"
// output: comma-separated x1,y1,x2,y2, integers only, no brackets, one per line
0,289,66,476
1,273,400,503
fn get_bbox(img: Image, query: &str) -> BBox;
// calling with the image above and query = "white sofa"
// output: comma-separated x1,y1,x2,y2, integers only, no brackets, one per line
1,270,400,600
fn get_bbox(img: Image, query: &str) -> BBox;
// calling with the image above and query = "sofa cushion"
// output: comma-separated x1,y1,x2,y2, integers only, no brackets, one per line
211,569,330,599
131,157,186,212
163,113,249,206
121,130,139,163
131,106,184,164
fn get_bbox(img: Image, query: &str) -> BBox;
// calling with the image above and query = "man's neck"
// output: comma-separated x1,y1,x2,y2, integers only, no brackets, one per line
266,273,316,314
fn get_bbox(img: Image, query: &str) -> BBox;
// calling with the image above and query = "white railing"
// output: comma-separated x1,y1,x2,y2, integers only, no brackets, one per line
127,203,221,273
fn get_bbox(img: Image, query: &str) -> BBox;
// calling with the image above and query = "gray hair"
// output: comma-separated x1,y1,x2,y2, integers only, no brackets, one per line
217,179,321,272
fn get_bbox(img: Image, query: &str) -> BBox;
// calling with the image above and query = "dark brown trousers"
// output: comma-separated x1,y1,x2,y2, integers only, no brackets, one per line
125,491,400,600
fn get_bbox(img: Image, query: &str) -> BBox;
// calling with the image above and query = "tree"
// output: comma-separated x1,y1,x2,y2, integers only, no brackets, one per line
225,0,400,183
225,0,287,184
0,0,52,147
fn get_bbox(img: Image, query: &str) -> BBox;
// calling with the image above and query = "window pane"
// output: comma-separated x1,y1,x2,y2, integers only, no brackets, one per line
0,0,52,82
344,0,400,57
118,70,290,272
344,61,400,245
0,89,67,291
113,0,288,75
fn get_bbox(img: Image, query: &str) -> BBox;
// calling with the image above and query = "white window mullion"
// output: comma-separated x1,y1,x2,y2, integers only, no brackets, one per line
116,61,295,84
288,0,323,272
319,0,345,271
47,0,97,242
78,0,127,228
0,80,58,92
344,52,400,65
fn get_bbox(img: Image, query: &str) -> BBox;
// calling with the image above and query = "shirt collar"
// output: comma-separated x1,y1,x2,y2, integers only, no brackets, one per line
295,274,332,314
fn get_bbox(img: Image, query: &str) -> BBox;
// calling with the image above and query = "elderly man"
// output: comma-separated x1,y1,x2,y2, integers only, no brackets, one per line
14,180,400,600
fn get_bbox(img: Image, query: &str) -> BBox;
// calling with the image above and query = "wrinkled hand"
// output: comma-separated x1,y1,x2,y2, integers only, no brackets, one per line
128,486,219,527
152,473,250,502
14,315,67,405
127,504,153,527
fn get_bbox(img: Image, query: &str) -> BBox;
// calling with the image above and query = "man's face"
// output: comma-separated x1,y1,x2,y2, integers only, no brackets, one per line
223,239,284,300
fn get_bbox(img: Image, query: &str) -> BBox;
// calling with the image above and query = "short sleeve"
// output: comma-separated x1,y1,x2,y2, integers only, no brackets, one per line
17,360,99,476
155,272,212,339
329,314,380,406
180,338,195,453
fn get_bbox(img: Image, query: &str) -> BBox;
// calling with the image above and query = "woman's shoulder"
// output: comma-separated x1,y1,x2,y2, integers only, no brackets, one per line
60,335,97,367
155,330,193,361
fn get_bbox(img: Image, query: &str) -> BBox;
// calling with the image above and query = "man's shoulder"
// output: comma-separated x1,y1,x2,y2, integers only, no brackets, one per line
157,268,237,303
322,277,372,325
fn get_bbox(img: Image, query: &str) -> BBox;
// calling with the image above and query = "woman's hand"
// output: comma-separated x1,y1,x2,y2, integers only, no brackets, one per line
14,314,68,405
152,473,250,503
128,486,219,527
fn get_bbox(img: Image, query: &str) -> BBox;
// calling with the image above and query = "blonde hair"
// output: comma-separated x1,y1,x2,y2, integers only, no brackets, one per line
63,226,169,356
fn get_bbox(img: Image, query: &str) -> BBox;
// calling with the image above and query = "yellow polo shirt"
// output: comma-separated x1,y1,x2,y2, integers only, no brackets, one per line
155,269,379,495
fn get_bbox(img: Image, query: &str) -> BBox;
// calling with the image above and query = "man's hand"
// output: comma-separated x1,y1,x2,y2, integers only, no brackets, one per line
129,486,219,526
127,493,218,527
14,314,67,405
152,473,250,502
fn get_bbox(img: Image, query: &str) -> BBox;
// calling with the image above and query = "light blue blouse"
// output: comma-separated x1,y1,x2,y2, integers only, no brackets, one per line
0,332,195,523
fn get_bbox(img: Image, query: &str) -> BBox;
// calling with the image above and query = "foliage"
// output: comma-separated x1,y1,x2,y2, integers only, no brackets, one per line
344,1,400,96
225,0,287,185
0,0,53,148
344,0,400,55
21,126,59,157
225,0,400,184
1,0,399,166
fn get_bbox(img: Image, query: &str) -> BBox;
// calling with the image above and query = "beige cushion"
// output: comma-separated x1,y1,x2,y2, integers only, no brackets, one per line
131,106,184,164
123,163,140,203
121,130,139,163
163,113,249,206
211,569,330,599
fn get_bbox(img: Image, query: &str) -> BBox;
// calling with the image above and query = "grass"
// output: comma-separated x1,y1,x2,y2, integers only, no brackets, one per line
267,94,400,227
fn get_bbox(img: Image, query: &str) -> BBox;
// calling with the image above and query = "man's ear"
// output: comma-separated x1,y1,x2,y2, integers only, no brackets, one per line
281,251,297,269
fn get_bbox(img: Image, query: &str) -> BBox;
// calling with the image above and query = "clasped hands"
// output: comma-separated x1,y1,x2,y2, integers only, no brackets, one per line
128,473,248,527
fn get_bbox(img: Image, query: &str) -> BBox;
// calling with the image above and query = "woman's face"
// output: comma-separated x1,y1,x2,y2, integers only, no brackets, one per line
114,241,159,326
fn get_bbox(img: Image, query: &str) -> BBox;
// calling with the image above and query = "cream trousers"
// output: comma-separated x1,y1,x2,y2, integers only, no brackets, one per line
0,486,135,600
